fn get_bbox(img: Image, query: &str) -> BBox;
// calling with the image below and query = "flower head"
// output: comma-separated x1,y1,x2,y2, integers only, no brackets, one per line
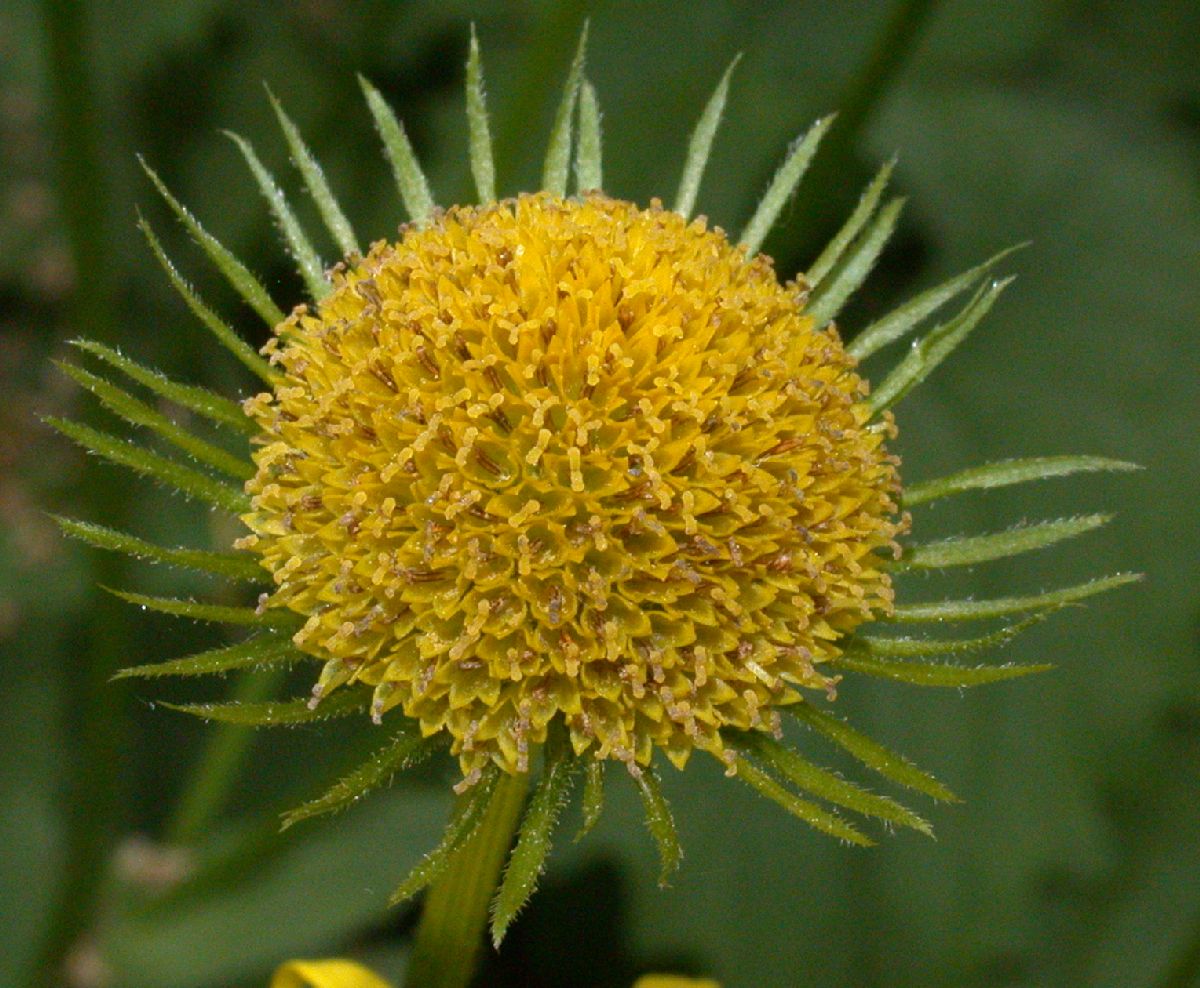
52,27,1138,941
238,192,901,782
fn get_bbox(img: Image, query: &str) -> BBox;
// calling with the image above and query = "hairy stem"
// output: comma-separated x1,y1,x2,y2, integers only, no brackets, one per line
404,772,530,988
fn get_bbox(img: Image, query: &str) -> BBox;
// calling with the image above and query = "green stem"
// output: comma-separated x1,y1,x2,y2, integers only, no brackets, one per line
404,772,530,988
164,665,290,846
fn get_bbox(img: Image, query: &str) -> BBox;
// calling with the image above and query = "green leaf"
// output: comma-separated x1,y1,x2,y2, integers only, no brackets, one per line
113,635,299,679
46,417,250,513
898,514,1110,569
739,115,834,256
224,131,329,301
389,764,502,904
575,79,602,192
491,730,578,945
868,276,1013,413
787,702,957,802
575,759,605,842
53,516,262,581
281,727,441,830
267,86,360,259
70,339,255,435
850,611,1050,658
806,157,894,288
733,756,872,845
106,589,298,629
465,26,496,204
730,732,932,835
847,245,1024,361
672,55,740,218
891,573,1143,623
542,23,588,197
806,197,905,328
831,653,1052,687
137,213,278,384
56,361,252,480
903,455,1140,507
162,688,369,726
140,159,285,327
359,75,435,226
633,766,682,886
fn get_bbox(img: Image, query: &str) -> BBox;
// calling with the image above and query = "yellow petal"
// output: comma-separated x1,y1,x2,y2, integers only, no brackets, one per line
633,977,721,988
270,959,395,988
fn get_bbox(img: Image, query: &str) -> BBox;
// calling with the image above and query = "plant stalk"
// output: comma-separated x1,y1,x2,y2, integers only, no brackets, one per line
403,771,530,988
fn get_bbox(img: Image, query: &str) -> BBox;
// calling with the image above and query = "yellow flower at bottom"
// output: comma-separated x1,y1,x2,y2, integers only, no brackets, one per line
269,958,719,988
239,192,902,784
271,960,393,988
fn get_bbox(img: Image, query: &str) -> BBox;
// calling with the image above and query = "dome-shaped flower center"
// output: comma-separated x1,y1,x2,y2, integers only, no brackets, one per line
240,192,901,781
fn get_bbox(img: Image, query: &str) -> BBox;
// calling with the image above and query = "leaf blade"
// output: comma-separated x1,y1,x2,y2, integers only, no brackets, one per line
54,516,262,581
903,455,1140,507
465,26,496,204
739,115,834,256
831,653,1052,687
731,731,931,835
787,702,957,802
898,514,1110,570
113,635,298,679
137,214,277,383
851,611,1050,658
542,23,589,197
889,573,1142,623
848,245,1024,361
267,86,360,259
734,755,872,845
806,196,905,328
140,159,285,327
806,157,894,288
672,55,740,218
389,764,502,904
575,79,602,193
106,589,296,629
359,76,435,226
633,766,682,886
868,276,1013,414
70,339,254,435
224,130,329,301
162,689,368,726
57,361,252,480
282,727,440,830
491,732,578,945
575,759,605,842
46,417,250,513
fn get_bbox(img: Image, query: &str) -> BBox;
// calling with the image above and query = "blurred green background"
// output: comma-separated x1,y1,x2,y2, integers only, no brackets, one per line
1,1,1197,986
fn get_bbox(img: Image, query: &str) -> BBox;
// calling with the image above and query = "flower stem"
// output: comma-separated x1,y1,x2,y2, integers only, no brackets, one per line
404,771,530,988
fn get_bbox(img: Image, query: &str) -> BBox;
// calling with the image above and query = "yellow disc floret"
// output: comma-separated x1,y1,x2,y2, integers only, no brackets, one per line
239,192,902,782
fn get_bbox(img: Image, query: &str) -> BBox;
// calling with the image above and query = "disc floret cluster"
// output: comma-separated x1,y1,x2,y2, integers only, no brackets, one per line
238,192,903,784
